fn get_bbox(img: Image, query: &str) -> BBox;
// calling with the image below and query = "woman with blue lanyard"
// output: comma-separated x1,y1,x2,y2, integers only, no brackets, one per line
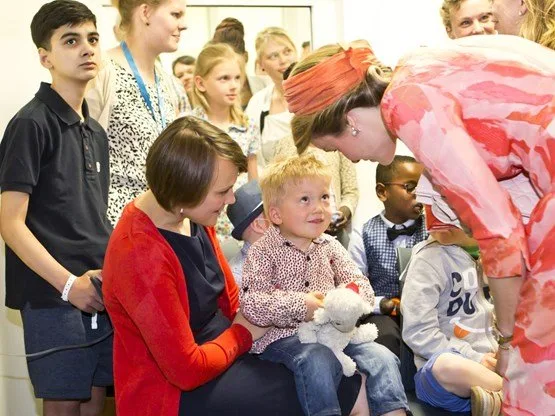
87,0,186,225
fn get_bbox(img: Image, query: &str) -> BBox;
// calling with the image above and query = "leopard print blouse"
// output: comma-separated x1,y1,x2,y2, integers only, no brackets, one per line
105,61,176,225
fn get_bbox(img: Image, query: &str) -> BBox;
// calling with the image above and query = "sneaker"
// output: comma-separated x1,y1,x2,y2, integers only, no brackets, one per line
470,386,502,416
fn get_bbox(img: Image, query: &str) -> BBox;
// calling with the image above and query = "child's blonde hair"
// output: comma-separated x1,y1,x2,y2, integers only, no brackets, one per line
192,43,249,127
260,154,332,217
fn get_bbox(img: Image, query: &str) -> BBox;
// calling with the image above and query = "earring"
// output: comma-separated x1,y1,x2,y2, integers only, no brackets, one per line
350,126,360,137
518,10,523,16
146,21,150,26
179,208,184,215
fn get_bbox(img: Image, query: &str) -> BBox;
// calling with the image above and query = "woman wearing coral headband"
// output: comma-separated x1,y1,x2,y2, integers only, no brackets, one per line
284,34,555,415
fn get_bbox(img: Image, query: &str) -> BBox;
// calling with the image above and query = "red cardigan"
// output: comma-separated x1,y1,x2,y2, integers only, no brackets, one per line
103,202,252,416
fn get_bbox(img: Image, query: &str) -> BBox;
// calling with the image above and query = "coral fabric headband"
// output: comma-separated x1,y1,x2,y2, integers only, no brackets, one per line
283,47,373,116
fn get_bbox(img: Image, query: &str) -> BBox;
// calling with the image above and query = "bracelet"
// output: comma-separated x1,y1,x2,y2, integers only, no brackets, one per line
61,274,78,302
493,320,514,346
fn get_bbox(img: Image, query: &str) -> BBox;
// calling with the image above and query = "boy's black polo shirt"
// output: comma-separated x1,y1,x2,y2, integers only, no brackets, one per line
0,82,112,309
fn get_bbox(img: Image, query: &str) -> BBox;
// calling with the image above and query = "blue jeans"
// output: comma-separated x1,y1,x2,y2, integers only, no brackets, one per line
344,342,409,415
260,335,344,416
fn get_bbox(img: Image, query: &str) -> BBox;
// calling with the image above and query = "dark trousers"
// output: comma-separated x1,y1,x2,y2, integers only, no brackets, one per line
366,314,401,358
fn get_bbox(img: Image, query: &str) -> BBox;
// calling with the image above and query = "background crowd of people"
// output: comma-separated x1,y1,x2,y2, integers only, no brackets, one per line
0,0,553,415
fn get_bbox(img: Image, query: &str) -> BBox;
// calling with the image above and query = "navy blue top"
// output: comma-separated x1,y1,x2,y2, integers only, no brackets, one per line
159,223,225,339
0,83,111,309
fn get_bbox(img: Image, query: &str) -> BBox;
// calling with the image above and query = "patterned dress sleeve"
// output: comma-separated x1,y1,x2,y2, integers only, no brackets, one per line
382,82,528,278
382,84,528,278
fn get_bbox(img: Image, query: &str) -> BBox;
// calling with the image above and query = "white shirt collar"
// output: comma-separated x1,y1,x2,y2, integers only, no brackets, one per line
379,211,416,229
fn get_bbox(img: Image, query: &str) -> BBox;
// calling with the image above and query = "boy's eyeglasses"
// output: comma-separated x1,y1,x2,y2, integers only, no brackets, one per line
383,182,417,194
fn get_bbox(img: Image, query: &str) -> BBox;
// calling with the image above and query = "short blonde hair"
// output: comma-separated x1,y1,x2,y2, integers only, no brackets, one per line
521,0,555,50
259,154,332,217
255,26,296,62
192,43,249,128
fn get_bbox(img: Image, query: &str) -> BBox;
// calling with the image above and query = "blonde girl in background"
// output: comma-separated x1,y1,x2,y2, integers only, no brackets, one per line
87,0,186,225
211,17,271,109
192,43,260,244
246,27,298,171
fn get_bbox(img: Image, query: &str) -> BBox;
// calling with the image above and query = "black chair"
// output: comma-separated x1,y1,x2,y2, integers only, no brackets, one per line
396,247,470,416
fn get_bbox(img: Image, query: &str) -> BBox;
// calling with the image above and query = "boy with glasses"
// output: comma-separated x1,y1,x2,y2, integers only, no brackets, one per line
348,155,428,357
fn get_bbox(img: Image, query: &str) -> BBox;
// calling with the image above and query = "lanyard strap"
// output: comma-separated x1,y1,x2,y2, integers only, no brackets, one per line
121,41,166,131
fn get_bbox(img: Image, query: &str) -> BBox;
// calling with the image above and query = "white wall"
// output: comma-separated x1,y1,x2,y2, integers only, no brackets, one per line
0,1,448,414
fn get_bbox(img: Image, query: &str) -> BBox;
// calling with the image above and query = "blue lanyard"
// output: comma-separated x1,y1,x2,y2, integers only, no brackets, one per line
121,41,166,131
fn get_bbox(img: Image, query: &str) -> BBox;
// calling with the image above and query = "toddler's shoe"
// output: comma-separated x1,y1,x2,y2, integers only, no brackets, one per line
470,385,502,416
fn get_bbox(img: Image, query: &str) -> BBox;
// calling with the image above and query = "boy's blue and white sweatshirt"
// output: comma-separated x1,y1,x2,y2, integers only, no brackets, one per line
401,238,497,370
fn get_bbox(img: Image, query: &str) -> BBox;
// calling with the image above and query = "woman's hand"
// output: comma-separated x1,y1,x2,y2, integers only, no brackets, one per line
233,311,270,341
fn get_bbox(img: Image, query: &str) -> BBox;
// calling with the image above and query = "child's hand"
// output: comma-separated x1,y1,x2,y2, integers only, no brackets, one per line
480,352,497,371
304,292,324,321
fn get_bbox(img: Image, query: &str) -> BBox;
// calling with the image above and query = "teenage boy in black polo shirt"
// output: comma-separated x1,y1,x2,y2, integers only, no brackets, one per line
0,1,112,414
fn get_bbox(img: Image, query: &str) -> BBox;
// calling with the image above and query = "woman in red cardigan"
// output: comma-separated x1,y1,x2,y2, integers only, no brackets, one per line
102,116,363,416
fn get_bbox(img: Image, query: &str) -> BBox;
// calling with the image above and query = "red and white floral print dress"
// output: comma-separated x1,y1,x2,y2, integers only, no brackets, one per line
381,40,555,416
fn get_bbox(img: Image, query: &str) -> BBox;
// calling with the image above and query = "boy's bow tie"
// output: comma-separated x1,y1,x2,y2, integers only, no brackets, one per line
387,222,419,241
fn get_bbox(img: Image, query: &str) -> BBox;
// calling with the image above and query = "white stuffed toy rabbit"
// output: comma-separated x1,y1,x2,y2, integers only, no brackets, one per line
297,283,379,376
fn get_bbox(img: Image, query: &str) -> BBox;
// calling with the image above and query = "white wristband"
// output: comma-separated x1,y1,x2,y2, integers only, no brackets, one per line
61,274,78,302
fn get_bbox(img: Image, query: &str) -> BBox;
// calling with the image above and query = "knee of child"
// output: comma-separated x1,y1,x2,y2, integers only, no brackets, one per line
431,353,465,385
295,344,341,373
347,342,400,374
365,342,399,366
